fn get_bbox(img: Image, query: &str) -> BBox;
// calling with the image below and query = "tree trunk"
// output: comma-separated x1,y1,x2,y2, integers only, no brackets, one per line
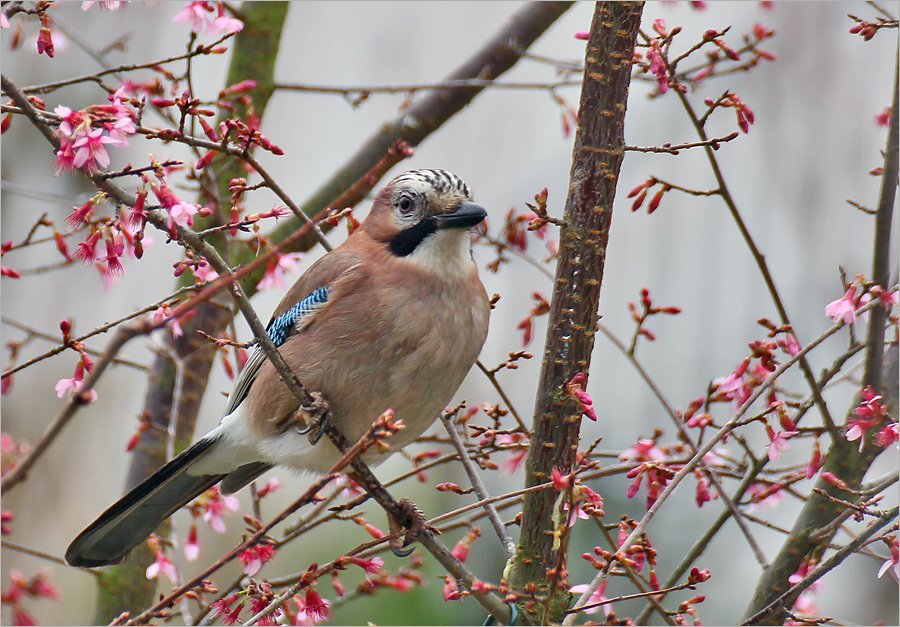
508,3,643,624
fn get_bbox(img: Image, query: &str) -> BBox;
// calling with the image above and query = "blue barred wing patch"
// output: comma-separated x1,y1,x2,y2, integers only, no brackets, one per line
222,286,330,416
267,287,330,346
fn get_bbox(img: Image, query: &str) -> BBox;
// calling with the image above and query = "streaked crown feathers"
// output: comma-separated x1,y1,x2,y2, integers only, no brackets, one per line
388,168,472,201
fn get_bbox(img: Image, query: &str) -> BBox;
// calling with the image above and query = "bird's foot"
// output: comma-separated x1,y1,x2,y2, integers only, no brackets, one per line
388,498,438,557
301,391,330,445
281,391,330,444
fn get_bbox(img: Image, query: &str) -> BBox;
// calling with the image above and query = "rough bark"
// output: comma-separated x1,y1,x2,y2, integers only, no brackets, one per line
508,3,643,624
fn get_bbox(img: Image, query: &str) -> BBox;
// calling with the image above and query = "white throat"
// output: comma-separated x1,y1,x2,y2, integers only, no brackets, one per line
404,228,475,276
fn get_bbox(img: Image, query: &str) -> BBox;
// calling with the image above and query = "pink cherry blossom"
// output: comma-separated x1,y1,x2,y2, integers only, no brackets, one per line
563,502,590,527
146,548,178,583
184,525,201,561
151,182,202,231
348,556,383,574
201,487,240,533
66,198,96,228
825,287,858,324
191,261,219,283
569,581,610,616
619,438,665,463
846,416,879,452
169,201,199,228
300,588,331,624
792,592,819,618
53,141,78,174
172,1,211,33
442,575,461,601
55,105,86,137
495,432,528,477
747,482,784,513
55,361,98,403
766,424,799,461
257,252,306,291
715,358,753,412
256,476,283,498
239,544,275,576
876,423,899,448
153,304,184,338
788,559,823,593
846,388,886,452
82,1,124,10
212,3,243,34
777,333,801,356
877,537,898,578
805,439,823,478
72,127,119,173
101,236,125,276
36,20,54,57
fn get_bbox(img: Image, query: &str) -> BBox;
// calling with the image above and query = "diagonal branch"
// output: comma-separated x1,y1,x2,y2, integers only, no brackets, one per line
743,43,899,624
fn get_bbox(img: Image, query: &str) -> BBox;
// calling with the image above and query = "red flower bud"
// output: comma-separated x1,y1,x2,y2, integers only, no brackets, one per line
631,189,647,212
196,150,216,170
647,189,665,213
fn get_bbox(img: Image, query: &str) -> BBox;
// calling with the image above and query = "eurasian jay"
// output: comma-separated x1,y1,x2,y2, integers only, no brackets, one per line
66,168,490,568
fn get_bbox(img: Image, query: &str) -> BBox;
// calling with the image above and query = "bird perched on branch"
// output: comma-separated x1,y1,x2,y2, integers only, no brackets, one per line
66,168,490,568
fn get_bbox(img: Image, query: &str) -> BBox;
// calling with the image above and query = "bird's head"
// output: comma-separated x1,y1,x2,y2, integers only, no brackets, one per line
361,169,487,265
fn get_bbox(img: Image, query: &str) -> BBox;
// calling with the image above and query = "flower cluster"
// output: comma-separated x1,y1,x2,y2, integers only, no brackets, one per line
627,178,671,214
1,569,59,626
704,92,755,134
626,287,682,342
53,88,136,175
566,372,598,422
172,1,244,36
847,387,895,452
825,279,897,325
486,195,559,273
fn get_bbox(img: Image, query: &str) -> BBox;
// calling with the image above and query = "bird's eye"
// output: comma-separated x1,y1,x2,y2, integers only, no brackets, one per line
397,196,414,214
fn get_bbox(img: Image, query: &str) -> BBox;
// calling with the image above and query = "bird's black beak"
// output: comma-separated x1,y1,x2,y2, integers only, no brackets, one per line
433,201,487,230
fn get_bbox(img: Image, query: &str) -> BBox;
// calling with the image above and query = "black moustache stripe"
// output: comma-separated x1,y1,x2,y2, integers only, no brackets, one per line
389,217,437,257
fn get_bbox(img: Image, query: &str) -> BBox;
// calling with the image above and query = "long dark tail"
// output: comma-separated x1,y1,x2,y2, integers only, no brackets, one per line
66,438,226,568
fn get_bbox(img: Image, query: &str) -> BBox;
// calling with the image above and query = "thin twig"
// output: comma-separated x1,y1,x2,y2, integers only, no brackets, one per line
2,301,203,376
476,360,529,432
19,33,239,96
275,78,581,95
0,539,73,569
1,322,144,494
741,506,898,625
597,322,769,567
440,411,516,559
568,293,894,624
675,86,840,438
625,132,739,154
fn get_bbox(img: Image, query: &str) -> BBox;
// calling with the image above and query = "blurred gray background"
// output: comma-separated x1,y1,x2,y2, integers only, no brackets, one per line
1,2,897,625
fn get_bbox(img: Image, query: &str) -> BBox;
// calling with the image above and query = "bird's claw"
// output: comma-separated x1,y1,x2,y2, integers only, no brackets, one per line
284,391,330,444
388,498,436,557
